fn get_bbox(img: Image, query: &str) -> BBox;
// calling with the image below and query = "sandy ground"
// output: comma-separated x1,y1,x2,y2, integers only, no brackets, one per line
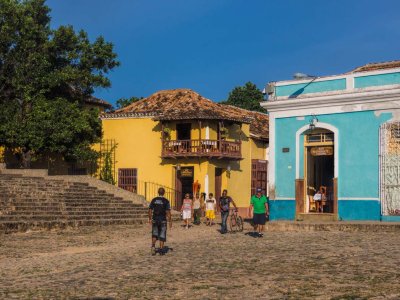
0,221,400,300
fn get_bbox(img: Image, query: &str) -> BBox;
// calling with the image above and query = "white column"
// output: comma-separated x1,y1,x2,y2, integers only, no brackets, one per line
204,174,209,196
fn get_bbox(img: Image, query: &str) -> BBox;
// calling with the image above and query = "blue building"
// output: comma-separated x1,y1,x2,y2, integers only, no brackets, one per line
262,61,400,222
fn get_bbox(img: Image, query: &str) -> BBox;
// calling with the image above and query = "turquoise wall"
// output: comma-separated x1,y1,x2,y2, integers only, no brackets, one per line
355,72,400,88
274,111,393,220
338,200,380,220
269,200,296,220
276,79,346,97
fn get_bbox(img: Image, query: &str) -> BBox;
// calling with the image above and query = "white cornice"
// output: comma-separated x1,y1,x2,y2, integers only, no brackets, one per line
262,86,400,114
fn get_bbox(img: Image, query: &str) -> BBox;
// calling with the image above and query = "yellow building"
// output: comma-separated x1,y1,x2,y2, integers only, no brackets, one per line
101,89,269,214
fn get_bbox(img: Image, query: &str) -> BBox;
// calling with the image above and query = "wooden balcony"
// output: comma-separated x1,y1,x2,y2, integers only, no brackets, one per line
162,139,242,159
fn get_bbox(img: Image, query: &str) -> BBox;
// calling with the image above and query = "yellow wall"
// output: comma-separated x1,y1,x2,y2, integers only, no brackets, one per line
250,139,268,160
101,117,267,210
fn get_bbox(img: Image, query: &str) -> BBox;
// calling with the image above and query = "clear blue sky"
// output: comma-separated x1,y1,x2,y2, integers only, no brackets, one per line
47,0,400,105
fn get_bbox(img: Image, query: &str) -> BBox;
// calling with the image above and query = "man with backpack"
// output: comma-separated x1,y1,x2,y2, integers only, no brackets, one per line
148,187,172,255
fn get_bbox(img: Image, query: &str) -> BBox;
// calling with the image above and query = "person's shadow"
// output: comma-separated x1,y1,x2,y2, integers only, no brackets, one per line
244,232,260,238
156,246,173,255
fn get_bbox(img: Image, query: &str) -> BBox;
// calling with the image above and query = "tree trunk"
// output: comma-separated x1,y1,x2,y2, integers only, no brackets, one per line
21,148,32,169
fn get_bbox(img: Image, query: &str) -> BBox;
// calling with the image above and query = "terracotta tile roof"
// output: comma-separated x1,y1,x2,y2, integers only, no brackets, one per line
349,60,400,73
85,96,112,109
113,89,253,123
105,89,269,140
223,105,269,140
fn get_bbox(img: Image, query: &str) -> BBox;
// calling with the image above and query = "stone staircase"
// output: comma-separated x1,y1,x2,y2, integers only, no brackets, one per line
0,173,150,233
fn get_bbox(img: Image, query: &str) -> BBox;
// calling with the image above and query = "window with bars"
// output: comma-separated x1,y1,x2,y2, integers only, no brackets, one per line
118,168,138,193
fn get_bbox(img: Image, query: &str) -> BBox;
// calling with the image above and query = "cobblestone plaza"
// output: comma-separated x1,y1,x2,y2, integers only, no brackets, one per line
1,223,400,299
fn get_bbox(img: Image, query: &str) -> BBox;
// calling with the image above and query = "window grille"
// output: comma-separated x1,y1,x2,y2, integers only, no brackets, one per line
380,122,400,216
118,168,138,193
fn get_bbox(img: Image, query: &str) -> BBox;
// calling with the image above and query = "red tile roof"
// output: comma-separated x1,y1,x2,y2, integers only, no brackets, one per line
105,89,269,140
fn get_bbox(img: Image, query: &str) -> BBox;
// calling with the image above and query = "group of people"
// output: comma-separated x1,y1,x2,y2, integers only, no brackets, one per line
148,187,269,255
180,191,233,230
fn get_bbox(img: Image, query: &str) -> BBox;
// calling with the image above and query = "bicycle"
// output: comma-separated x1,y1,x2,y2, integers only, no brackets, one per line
229,208,243,232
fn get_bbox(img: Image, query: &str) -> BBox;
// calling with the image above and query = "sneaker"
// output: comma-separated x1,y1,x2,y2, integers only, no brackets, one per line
151,246,156,256
159,248,166,256
258,233,263,238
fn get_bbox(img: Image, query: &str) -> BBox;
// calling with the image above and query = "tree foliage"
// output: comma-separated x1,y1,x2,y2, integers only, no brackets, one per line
0,0,119,167
222,82,266,113
115,96,143,109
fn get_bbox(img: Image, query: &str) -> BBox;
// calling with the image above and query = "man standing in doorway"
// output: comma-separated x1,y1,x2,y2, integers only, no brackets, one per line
219,189,238,234
148,187,172,255
249,187,269,237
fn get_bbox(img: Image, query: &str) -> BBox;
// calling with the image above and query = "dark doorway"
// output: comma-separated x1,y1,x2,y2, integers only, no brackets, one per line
215,168,222,211
306,146,334,213
177,123,191,140
175,166,194,210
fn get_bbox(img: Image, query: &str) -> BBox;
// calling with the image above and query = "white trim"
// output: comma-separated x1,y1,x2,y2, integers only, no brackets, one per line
272,197,379,201
268,115,276,189
295,122,339,179
263,86,400,113
273,67,400,86
100,115,154,120
339,198,380,201
204,174,209,196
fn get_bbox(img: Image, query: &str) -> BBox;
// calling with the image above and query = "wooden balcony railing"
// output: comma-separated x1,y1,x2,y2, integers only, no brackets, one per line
162,139,242,159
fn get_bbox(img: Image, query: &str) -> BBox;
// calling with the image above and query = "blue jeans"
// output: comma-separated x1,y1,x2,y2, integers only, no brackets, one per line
221,211,229,233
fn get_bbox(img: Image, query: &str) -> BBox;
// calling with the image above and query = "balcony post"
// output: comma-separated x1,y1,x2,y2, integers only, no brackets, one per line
161,121,165,156
199,120,202,153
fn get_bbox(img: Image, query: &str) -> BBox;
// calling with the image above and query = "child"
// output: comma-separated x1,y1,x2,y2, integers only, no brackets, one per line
181,193,193,229
205,193,217,226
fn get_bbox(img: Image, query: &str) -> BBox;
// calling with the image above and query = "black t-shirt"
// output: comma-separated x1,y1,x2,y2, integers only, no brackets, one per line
220,196,232,212
149,196,171,221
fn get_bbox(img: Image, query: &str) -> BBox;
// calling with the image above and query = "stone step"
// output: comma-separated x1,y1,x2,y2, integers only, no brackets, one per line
1,201,142,208
0,196,124,202
0,218,149,233
297,213,337,222
0,174,152,233
2,205,146,212
0,213,147,221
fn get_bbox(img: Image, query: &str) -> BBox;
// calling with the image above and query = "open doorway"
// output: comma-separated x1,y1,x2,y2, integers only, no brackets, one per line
177,123,191,140
175,166,194,210
305,130,334,213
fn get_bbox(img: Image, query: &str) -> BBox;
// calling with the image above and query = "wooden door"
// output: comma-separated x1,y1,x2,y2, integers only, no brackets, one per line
251,159,268,195
118,168,137,192
215,168,222,211
175,168,183,210
295,179,305,214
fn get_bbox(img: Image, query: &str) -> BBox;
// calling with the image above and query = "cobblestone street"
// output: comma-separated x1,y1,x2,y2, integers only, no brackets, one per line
1,222,400,299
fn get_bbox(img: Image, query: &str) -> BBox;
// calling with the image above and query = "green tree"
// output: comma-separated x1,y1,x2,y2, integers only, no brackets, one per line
115,96,143,109
222,82,266,112
0,0,119,167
